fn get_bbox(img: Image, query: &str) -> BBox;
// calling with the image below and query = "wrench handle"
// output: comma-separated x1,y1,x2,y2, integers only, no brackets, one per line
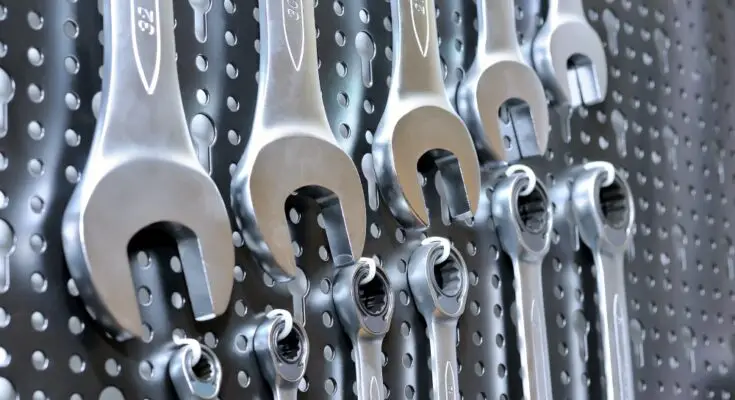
594,251,635,400
547,0,585,17
354,337,386,400
273,385,299,400
476,0,521,54
427,319,460,400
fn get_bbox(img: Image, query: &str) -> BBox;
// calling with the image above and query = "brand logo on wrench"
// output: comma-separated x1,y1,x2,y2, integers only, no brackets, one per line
282,0,305,71
131,0,162,95
410,0,429,57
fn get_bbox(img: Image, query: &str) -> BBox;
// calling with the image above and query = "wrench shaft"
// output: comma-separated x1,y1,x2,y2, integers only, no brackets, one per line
548,0,585,16
477,0,521,53
355,337,385,400
273,385,298,400
427,319,460,400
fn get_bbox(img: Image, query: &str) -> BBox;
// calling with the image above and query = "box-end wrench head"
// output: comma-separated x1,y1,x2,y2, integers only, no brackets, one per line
168,340,223,400
489,167,554,400
570,163,635,400
531,0,608,107
456,0,550,164
333,261,394,400
62,0,234,340
407,240,468,400
254,311,309,400
373,0,481,230
231,0,366,282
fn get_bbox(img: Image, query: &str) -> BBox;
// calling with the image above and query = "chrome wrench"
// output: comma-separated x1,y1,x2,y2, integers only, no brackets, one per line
231,0,366,282
169,338,223,399
373,0,481,230
407,238,468,400
254,310,309,400
333,259,394,400
62,0,234,340
489,166,554,400
456,0,550,164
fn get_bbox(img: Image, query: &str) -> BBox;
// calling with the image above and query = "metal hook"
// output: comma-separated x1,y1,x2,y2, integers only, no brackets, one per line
172,336,203,365
266,309,294,341
358,257,377,285
505,164,537,196
584,161,616,187
421,236,452,263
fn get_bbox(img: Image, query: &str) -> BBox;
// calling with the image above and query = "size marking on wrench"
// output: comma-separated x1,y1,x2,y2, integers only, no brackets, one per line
231,0,366,283
62,0,235,340
456,0,550,164
407,239,468,400
333,259,394,400
489,166,554,400
254,310,309,400
373,0,481,230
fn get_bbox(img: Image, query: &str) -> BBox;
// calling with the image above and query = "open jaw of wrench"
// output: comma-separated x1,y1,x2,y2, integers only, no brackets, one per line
407,240,468,400
456,0,550,164
489,167,554,400
169,340,223,399
254,311,309,400
372,0,481,230
531,0,608,107
333,261,395,400
231,0,366,283
61,0,234,340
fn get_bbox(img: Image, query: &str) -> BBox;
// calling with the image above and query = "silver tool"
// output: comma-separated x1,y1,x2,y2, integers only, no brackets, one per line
489,165,554,400
372,0,481,230
231,0,366,282
551,162,635,400
169,338,223,399
333,258,394,400
254,310,309,400
62,0,235,340
456,0,550,164
407,238,468,400
0,67,14,138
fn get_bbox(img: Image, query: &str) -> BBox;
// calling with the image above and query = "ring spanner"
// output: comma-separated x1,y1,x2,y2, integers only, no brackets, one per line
62,0,234,340
456,0,550,164
407,239,468,400
489,166,554,400
373,0,481,230
333,260,394,400
231,0,366,282
551,162,635,400
254,310,309,400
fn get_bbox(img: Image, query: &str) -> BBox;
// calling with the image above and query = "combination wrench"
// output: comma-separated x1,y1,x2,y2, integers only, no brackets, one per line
456,0,550,164
254,310,309,400
407,238,468,400
231,0,366,283
372,0,481,230
62,0,234,340
333,259,394,400
489,166,554,400
551,162,635,400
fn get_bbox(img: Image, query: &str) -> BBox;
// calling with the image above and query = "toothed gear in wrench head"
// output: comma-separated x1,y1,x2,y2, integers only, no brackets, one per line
333,260,394,339
168,340,222,399
407,240,468,319
254,310,309,389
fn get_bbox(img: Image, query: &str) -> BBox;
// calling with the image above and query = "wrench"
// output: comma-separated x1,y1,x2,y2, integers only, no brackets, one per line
254,310,309,400
333,260,394,400
61,0,235,340
490,166,554,400
456,0,550,164
372,0,481,230
407,239,468,400
169,338,222,399
231,0,366,282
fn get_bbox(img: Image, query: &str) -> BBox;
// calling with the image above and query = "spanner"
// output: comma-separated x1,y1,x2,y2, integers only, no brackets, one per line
62,0,234,340
407,239,468,400
254,310,309,400
456,0,550,164
333,259,394,400
372,0,481,230
551,162,635,400
489,166,554,400
231,0,366,282
169,338,223,399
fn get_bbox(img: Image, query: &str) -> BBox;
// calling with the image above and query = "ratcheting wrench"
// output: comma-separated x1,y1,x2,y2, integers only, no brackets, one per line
169,338,223,399
62,0,234,340
551,162,635,400
456,0,550,164
407,239,468,400
333,259,394,400
490,166,554,400
231,0,366,282
372,0,481,230
254,310,309,400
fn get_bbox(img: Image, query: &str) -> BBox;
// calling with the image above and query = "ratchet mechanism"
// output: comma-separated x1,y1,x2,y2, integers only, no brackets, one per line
551,161,635,400
488,165,554,400
407,237,468,400
373,0,481,230
457,0,550,164
333,258,394,400
169,338,223,400
62,0,234,340
231,0,367,282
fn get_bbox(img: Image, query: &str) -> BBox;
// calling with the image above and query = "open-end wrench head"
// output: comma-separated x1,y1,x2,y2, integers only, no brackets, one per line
254,314,309,388
333,263,395,340
406,241,469,320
